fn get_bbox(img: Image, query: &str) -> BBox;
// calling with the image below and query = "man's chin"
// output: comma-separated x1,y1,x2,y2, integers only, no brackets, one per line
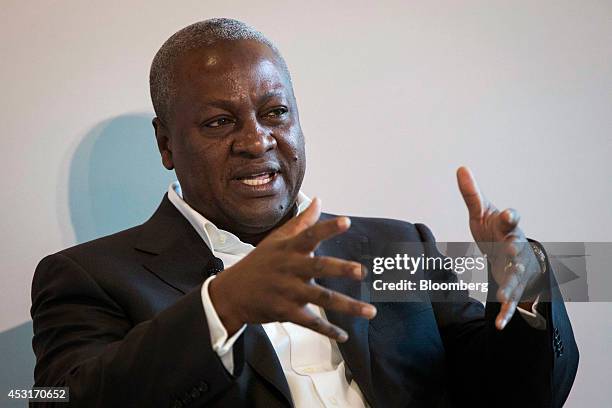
227,197,295,233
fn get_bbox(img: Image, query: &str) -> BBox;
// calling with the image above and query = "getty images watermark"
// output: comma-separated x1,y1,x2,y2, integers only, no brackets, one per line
354,242,611,303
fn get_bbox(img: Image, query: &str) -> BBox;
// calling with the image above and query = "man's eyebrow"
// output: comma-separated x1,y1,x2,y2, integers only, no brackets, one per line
257,90,286,104
199,91,286,111
201,98,237,111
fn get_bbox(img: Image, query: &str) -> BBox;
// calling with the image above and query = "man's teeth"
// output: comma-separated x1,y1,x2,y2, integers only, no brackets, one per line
240,172,274,186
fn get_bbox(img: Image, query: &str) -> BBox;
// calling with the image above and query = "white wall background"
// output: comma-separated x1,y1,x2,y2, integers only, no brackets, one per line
1,0,610,406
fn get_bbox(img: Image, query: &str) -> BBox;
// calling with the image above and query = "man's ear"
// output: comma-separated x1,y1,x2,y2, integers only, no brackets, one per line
152,117,174,170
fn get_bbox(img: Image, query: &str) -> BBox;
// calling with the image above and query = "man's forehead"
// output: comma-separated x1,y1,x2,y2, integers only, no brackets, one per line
175,41,290,99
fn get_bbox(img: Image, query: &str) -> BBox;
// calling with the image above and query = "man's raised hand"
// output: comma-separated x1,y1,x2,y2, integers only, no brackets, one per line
456,166,542,330
209,198,377,342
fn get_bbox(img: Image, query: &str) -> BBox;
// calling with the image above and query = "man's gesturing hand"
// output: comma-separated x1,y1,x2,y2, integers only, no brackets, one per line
456,166,543,331
209,198,377,342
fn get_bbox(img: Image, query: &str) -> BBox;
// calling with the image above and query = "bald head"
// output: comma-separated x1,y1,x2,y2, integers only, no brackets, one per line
149,18,292,124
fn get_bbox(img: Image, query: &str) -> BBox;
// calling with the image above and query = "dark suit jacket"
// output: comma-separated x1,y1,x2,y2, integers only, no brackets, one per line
31,195,578,407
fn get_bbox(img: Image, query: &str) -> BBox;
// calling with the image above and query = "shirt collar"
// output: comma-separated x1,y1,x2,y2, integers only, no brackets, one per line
167,181,311,256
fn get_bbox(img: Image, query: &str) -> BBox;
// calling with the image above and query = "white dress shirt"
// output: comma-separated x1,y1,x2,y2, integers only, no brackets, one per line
167,181,545,408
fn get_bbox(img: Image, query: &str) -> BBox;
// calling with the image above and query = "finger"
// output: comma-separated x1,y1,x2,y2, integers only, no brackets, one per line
490,238,526,268
500,237,529,258
299,284,377,320
507,253,539,302
499,240,537,299
295,256,365,280
456,166,487,221
495,208,521,236
497,275,518,303
275,197,322,237
292,307,349,342
496,300,518,330
496,258,525,302
290,216,351,253
506,242,537,277
503,265,528,301
508,277,529,304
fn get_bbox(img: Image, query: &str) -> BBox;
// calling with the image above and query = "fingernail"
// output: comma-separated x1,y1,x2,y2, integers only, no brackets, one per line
337,217,351,229
337,331,349,342
352,264,363,278
345,263,362,278
362,305,377,319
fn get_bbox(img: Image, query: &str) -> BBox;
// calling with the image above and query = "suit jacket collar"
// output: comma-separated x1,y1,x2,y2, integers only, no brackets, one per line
134,195,376,407
135,193,198,255
135,194,214,294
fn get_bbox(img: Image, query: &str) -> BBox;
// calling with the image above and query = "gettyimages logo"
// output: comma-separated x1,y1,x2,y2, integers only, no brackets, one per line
358,242,607,303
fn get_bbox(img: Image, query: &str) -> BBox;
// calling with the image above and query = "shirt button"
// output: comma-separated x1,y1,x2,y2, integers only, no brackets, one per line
329,396,338,406
219,235,227,244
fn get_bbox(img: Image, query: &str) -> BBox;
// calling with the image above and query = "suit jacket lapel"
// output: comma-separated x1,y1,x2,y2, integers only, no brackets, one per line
141,237,213,294
135,195,294,405
244,325,294,406
135,194,214,294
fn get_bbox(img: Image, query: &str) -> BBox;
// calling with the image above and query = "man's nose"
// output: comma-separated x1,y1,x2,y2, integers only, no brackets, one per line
231,117,277,157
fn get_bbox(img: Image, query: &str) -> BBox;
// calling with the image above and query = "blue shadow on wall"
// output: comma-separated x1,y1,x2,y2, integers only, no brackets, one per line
0,322,35,407
0,114,174,407
69,113,176,243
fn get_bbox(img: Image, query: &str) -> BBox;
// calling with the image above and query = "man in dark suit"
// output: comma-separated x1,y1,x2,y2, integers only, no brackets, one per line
31,18,578,407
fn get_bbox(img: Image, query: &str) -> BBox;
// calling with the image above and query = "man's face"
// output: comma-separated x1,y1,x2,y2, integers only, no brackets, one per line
154,40,306,236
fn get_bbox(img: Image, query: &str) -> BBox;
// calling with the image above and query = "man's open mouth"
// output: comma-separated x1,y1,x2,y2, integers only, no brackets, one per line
236,171,278,186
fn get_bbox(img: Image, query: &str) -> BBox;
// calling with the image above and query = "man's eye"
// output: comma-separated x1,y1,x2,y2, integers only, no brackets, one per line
204,117,234,128
265,107,288,118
